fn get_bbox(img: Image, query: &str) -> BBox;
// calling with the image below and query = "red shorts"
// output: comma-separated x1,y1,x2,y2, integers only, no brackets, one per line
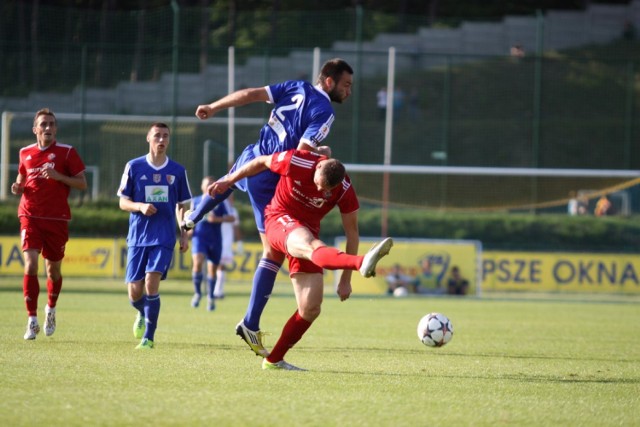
265,214,322,276
20,216,69,262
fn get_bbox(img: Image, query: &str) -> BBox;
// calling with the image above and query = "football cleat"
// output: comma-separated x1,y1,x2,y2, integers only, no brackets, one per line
262,359,306,371
235,321,270,357
24,318,41,340
44,305,56,337
207,297,215,312
135,338,154,350
133,311,145,339
359,237,394,278
191,293,201,308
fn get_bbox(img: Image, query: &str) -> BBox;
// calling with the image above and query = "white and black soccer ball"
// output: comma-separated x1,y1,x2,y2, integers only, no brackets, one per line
417,312,453,347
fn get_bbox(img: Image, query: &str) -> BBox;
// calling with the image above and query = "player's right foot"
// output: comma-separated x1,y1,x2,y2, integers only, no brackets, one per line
44,305,56,337
133,311,145,339
181,209,195,231
24,318,40,340
235,321,270,357
191,293,201,308
135,338,154,350
262,359,306,371
359,237,394,278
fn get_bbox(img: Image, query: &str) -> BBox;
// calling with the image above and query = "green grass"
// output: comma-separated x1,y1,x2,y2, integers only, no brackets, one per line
1,278,638,426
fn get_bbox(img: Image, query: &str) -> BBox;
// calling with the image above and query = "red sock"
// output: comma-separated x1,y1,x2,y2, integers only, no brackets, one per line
310,246,362,270
47,277,63,308
23,275,40,317
267,311,312,363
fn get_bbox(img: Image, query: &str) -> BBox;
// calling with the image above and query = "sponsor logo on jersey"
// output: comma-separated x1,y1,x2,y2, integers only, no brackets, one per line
145,185,169,203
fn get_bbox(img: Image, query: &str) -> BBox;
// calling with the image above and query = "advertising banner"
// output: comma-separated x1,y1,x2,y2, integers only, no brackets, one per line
483,251,640,293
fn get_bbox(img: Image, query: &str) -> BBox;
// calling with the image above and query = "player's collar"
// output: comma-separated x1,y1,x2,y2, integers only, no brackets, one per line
314,84,330,101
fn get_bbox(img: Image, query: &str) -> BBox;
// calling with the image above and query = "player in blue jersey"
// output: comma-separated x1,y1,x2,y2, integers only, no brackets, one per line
185,58,353,357
117,122,192,350
188,176,234,311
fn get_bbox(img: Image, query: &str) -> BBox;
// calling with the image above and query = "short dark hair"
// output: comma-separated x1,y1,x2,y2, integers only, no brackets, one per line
321,158,346,188
318,58,353,84
33,108,56,127
149,122,170,132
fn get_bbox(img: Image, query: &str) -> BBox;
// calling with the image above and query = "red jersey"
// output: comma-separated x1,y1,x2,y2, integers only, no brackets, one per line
17,141,86,221
264,150,359,236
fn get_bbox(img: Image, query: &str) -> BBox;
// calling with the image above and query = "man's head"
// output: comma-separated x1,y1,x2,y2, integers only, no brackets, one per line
314,158,346,192
32,108,57,146
147,122,170,154
318,58,353,104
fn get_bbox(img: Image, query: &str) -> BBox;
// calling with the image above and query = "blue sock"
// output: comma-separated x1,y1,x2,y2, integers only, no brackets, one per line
244,258,281,331
188,189,233,224
206,276,216,300
131,296,146,314
192,272,203,295
144,294,161,341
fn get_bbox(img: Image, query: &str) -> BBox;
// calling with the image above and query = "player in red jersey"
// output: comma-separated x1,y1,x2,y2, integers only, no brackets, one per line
209,149,393,370
11,108,87,340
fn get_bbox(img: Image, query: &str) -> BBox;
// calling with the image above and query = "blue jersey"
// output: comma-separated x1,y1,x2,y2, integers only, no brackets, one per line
191,194,228,243
255,80,335,155
117,154,192,249
230,80,336,233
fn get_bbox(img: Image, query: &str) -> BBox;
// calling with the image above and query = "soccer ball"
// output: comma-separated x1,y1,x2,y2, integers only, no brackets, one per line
393,286,409,297
417,312,453,347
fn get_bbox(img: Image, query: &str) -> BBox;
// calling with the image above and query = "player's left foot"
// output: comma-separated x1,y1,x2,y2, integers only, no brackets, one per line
24,318,40,340
236,321,270,357
262,359,306,371
44,305,56,337
191,293,201,308
181,210,195,231
135,338,154,350
207,297,215,312
133,311,145,339
359,237,394,278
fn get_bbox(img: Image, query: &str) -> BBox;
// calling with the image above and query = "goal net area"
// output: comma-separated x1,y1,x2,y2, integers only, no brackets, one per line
344,164,640,215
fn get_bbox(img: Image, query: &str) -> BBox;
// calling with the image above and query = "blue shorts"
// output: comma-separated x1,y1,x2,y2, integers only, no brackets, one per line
229,144,280,233
125,246,174,283
192,236,222,265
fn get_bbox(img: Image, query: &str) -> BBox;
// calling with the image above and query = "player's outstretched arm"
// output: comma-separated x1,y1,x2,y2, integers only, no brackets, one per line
207,155,272,197
195,87,270,120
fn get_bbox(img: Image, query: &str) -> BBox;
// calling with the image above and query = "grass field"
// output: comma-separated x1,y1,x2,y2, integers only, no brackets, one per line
1,277,638,427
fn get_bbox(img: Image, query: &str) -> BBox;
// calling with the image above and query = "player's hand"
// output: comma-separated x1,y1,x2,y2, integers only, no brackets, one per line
139,203,157,216
316,146,332,157
195,104,214,120
11,182,24,195
207,179,231,197
336,279,352,301
179,232,189,252
41,166,62,181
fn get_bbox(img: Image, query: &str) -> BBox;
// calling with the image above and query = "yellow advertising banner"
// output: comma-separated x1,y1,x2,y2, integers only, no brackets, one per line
483,251,640,293
334,238,481,295
0,236,291,284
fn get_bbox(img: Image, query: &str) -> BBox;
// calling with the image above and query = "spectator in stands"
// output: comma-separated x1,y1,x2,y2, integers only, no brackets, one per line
415,257,444,294
385,263,417,295
376,87,387,119
510,44,525,58
568,191,579,215
594,195,614,216
447,266,469,296
622,20,636,41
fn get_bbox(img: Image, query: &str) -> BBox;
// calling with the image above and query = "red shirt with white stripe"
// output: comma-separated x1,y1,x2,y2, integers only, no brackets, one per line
17,141,86,221
264,149,359,236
